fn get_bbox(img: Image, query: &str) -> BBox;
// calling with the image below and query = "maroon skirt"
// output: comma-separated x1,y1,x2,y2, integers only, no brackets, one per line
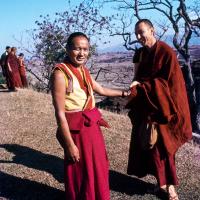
19,66,28,87
6,68,22,89
60,108,110,200
127,127,178,187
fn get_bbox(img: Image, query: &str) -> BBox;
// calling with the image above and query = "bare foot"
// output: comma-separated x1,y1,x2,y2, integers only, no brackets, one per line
167,185,179,200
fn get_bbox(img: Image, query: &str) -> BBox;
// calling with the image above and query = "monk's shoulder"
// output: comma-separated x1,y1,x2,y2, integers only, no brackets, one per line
157,41,176,57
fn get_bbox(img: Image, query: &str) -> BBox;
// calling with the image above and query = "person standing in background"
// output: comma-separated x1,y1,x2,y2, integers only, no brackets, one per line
6,47,22,91
18,53,28,87
0,46,11,87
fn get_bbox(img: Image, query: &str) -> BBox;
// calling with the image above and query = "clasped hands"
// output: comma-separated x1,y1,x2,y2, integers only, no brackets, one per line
130,81,140,88
123,81,140,97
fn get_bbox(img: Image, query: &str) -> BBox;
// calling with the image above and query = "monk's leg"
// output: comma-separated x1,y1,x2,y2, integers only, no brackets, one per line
64,124,109,200
151,147,178,187
149,140,179,199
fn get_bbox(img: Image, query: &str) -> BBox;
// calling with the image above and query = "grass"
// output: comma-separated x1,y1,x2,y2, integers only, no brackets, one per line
0,88,200,200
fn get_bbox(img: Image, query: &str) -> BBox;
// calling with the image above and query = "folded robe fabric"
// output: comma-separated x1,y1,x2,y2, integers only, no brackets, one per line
56,108,110,200
127,41,192,155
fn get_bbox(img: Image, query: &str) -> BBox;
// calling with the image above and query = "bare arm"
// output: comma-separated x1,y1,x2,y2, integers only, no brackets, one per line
51,70,79,162
92,76,129,97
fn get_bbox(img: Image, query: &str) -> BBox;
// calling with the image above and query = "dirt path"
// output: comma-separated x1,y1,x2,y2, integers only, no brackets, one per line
0,89,200,200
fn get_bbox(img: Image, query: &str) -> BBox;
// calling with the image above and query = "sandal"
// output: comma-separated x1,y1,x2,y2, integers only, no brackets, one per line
167,185,179,200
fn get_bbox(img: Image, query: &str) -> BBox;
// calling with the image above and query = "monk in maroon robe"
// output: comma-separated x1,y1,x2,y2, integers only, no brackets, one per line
126,19,192,200
6,47,22,90
51,32,129,200
18,53,28,87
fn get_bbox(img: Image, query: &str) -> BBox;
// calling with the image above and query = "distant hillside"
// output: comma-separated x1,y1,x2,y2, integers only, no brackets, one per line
98,37,200,59
0,88,200,200
98,43,128,53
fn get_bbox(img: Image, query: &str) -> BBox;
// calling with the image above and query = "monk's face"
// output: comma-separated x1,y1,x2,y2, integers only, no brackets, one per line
67,36,90,67
135,22,155,48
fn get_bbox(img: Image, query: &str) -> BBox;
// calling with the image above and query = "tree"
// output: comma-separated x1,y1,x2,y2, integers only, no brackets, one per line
24,1,111,90
99,0,200,132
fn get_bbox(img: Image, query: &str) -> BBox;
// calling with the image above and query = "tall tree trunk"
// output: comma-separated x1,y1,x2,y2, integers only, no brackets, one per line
181,60,199,133
191,60,200,133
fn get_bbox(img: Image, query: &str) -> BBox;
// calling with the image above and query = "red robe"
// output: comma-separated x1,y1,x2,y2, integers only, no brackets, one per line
18,58,28,87
62,108,110,200
53,61,110,200
127,41,192,185
6,53,22,89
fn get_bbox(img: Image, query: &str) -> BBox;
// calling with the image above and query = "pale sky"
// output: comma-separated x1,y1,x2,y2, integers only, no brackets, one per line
1,0,122,54
1,0,198,55
0,0,83,53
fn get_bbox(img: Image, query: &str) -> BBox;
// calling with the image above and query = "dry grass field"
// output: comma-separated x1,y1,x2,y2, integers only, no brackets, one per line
0,88,200,200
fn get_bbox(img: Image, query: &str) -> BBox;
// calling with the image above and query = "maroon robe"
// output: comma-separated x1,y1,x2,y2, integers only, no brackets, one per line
18,58,28,87
53,61,110,200
61,108,110,200
6,53,22,89
127,41,192,186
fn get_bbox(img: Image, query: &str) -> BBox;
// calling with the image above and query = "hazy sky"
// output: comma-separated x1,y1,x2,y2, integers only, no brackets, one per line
0,0,122,54
0,0,84,53
1,1,197,54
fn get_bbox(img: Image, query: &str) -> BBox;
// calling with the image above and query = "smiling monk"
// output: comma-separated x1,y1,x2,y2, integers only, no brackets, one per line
51,32,129,200
127,19,192,200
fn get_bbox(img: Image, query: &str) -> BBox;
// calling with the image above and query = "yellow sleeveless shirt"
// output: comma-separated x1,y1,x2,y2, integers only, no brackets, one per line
56,63,95,111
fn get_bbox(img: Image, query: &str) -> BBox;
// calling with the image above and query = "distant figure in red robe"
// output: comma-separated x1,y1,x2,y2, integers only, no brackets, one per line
127,19,192,200
6,47,22,90
18,53,28,88
51,32,129,200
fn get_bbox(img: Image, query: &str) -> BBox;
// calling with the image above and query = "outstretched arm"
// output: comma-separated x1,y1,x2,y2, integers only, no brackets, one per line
91,76,129,97
51,70,79,162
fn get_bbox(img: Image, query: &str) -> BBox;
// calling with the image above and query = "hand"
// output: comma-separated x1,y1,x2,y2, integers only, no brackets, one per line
130,81,140,88
65,144,80,163
122,90,131,97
